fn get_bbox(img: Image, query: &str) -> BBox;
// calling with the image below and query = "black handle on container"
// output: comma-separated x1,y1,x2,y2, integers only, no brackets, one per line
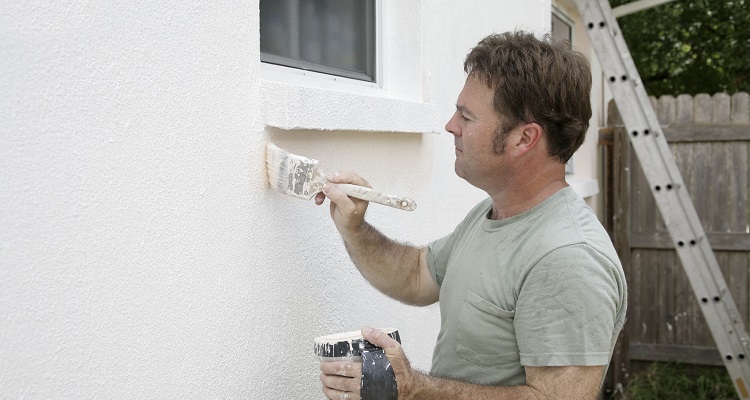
360,348,398,400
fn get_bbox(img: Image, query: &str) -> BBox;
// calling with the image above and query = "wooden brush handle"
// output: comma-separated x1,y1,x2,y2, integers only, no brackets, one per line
337,184,417,211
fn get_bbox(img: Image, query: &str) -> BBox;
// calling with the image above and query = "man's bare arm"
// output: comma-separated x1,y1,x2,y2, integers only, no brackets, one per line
405,365,605,400
340,222,438,306
317,173,439,306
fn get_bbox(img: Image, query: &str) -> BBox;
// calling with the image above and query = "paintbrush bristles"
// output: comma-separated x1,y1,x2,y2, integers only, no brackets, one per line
265,143,326,200
265,143,291,193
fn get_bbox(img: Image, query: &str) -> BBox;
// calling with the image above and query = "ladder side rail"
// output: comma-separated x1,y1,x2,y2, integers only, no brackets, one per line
573,1,750,397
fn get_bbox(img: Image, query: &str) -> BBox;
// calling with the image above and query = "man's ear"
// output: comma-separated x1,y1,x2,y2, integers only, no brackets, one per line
513,123,543,154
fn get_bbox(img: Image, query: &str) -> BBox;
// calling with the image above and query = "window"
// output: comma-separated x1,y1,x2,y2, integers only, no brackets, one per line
260,0,376,82
551,11,573,48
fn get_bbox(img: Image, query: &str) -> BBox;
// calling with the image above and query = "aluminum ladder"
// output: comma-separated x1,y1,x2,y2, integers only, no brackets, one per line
572,0,750,397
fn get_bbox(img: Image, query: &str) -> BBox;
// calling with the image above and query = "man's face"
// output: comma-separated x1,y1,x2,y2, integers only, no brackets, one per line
444,74,509,188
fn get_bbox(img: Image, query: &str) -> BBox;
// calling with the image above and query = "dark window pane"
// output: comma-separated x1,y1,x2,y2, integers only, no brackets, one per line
551,13,573,49
260,0,376,81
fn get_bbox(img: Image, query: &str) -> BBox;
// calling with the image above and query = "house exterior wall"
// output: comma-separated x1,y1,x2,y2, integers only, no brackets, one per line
0,0,601,398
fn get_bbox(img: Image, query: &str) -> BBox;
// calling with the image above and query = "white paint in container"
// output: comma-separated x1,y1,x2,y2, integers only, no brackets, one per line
313,328,400,362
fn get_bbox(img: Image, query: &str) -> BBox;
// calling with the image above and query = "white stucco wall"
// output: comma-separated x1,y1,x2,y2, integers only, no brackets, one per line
0,1,601,398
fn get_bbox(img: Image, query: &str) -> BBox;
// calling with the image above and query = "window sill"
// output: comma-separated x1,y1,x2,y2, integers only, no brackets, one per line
566,177,600,199
261,79,444,134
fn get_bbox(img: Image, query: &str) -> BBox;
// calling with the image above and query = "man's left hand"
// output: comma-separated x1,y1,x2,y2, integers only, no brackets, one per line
320,355,363,400
320,326,417,400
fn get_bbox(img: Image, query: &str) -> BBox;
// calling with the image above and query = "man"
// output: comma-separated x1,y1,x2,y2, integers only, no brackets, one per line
316,31,627,399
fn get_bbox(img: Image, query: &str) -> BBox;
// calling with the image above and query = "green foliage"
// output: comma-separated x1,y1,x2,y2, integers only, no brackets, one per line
609,0,750,96
624,362,737,400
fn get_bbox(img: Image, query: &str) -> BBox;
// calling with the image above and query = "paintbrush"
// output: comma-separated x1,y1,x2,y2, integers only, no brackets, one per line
266,143,417,211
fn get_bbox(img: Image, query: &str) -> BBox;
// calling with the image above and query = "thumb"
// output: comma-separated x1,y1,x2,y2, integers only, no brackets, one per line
361,326,408,366
362,327,397,348
362,326,415,396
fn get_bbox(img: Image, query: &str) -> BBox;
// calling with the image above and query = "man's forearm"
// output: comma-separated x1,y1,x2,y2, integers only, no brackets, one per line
404,369,601,400
341,222,426,305
404,371,544,400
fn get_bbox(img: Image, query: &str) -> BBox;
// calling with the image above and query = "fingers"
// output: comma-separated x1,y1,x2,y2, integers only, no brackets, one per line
326,172,371,188
321,386,359,400
323,183,370,212
361,326,416,396
322,171,371,211
316,172,370,223
323,182,369,233
361,326,400,351
322,183,357,214
320,361,362,378
320,361,362,400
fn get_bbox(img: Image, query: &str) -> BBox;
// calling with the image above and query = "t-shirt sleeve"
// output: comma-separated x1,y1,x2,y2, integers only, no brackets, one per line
427,233,454,287
514,244,623,366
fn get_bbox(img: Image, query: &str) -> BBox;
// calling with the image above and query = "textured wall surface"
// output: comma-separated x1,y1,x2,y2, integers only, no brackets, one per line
0,1,602,398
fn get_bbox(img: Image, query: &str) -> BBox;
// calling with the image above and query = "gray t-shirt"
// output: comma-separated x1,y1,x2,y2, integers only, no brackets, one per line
427,187,627,386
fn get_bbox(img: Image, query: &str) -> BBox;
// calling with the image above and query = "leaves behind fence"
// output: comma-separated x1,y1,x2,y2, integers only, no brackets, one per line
624,362,736,400
610,0,750,97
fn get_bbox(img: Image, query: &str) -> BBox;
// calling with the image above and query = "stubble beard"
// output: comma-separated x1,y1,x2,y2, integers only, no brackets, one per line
492,121,514,156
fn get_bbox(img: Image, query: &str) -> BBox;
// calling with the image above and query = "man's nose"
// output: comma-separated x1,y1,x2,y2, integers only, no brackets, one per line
445,113,460,136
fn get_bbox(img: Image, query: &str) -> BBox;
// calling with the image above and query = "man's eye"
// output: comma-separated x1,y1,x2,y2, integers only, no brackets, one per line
461,115,470,121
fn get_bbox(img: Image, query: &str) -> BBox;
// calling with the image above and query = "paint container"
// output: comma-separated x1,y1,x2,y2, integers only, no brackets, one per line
314,328,400,361
314,328,400,400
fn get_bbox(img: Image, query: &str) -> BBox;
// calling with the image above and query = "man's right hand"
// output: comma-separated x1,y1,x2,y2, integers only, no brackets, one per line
315,172,371,235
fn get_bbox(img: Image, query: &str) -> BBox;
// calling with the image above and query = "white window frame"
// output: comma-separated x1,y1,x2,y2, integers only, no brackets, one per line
261,0,442,134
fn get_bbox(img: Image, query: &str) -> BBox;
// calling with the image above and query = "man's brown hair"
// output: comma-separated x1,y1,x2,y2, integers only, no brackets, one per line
464,31,592,163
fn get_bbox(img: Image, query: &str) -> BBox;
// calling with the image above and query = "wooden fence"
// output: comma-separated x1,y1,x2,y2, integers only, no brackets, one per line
600,92,750,390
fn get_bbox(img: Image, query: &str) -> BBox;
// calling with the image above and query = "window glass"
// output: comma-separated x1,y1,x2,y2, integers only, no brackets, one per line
260,0,376,82
551,12,573,48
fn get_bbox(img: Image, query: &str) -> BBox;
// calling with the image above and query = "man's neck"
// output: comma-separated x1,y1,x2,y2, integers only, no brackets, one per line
486,161,568,220
488,179,567,220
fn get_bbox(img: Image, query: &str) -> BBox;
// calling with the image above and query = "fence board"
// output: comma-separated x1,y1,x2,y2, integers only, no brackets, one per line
733,93,750,123
736,255,747,326
709,141,726,232
674,251,693,346
657,95,676,124
694,93,713,123
630,232,750,251
731,142,749,232
663,125,750,142
630,343,723,366
640,250,659,344
658,249,675,345
676,94,694,124
714,93,732,123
